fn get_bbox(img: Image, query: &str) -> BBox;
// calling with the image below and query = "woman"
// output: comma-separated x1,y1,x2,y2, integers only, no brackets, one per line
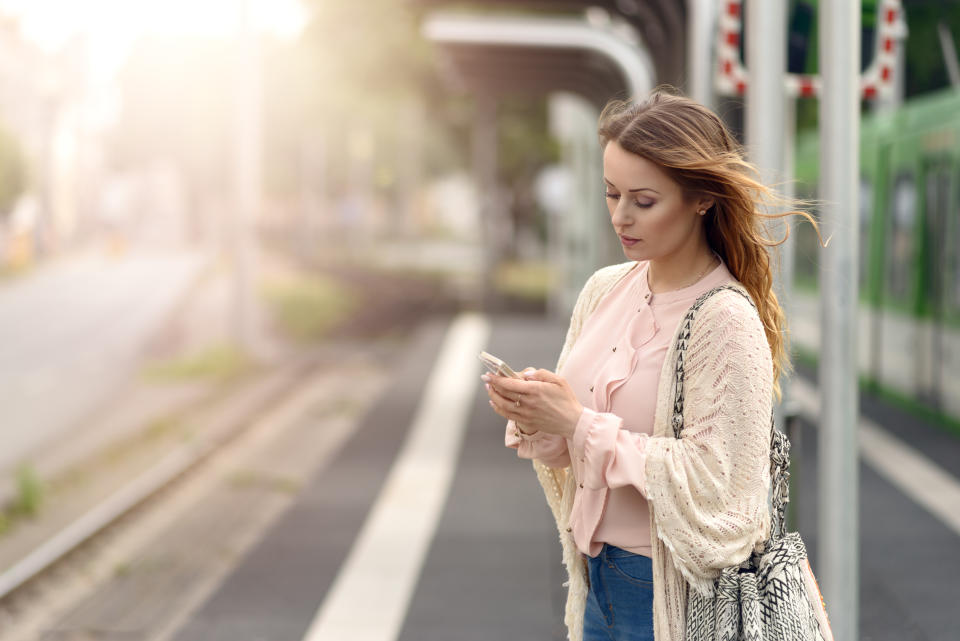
482,90,818,641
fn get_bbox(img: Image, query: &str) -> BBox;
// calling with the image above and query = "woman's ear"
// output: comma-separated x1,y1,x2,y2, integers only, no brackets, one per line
695,196,715,216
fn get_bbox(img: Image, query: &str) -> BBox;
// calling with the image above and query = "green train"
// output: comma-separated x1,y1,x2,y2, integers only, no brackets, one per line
792,87,960,429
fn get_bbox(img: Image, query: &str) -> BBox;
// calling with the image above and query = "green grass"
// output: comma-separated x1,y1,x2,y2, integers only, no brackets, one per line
0,464,45,535
227,469,301,494
13,464,43,516
144,344,251,383
261,274,356,342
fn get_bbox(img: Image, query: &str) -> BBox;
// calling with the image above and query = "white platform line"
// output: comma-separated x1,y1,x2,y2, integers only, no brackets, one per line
791,378,960,536
301,313,490,641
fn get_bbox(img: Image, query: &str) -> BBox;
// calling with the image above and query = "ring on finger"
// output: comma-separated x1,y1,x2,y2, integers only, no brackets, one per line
515,394,522,408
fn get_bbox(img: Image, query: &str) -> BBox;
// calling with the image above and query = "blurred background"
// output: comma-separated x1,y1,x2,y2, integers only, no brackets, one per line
0,1,958,640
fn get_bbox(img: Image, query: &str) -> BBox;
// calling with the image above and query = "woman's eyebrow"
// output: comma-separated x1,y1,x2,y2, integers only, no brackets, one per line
603,178,660,195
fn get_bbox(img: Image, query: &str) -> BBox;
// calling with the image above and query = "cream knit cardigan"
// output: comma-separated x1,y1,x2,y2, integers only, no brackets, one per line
533,261,773,641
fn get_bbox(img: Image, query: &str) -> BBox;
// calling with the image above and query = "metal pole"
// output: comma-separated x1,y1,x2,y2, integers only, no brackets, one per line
687,0,717,110
781,95,797,336
781,96,800,531
818,2,861,639
546,94,569,318
394,98,424,237
745,0,786,164
472,94,499,308
937,22,960,88
233,0,261,352
745,0,790,429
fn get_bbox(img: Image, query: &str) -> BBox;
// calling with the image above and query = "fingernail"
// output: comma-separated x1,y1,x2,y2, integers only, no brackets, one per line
489,400,494,407
484,383,490,391
481,374,490,382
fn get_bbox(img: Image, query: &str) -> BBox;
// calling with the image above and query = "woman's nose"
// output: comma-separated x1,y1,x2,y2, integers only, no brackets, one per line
610,200,630,228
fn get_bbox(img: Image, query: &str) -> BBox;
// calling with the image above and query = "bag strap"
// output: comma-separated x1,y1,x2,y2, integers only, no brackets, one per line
670,284,790,539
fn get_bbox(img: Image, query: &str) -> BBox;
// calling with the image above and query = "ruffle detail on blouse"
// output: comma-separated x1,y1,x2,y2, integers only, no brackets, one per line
595,303,659,410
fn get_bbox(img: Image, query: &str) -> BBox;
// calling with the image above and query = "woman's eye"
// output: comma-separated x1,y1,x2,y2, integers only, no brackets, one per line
605,192,652,208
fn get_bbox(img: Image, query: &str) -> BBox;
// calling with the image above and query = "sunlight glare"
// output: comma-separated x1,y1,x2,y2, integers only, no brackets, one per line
0,0,307,77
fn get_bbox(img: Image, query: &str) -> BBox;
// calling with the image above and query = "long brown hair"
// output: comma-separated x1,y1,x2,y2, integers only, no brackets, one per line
597,88,822,400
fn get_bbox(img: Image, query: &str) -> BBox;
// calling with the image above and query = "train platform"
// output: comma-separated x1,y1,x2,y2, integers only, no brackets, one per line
15,313,960,641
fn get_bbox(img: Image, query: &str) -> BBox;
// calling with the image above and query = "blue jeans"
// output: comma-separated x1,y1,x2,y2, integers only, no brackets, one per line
582,544,655,641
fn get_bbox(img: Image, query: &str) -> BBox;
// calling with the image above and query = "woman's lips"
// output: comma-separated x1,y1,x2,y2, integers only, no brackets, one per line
620,235,640,247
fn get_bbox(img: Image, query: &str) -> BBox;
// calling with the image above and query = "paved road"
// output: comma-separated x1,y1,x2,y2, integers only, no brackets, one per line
0,248,205,472
152,314,960,640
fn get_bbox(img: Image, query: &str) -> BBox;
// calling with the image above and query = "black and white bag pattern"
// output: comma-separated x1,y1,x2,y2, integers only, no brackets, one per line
672,285,830,641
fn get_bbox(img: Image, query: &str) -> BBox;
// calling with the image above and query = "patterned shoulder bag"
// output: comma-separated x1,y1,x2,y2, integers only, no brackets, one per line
673,285,834,641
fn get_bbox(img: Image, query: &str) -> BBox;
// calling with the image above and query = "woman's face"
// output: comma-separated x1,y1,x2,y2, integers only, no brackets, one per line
602,140,707,262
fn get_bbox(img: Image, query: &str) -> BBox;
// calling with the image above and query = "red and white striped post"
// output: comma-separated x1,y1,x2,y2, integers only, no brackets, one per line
715,0,904,101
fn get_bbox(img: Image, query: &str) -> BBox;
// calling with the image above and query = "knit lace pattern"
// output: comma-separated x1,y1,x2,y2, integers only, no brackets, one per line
533,261,773,641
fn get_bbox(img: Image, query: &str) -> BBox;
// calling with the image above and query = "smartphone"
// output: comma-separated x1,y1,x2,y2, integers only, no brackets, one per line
478,350,521,378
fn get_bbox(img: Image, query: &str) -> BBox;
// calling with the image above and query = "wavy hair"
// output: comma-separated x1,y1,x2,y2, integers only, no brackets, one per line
597,88,823,400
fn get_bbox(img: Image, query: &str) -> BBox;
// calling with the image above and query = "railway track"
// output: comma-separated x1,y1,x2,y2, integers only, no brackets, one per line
0,351,338,632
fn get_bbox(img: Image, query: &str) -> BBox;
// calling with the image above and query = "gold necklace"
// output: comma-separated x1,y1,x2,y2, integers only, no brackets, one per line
643,253,719,308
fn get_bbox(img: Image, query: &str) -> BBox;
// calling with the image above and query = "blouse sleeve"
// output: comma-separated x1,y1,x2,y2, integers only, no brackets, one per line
505,420,571,469
569,408,652,492
642,293,773,593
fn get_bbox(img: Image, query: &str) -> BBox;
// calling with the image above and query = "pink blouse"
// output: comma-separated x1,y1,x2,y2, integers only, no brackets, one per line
505,258,736,558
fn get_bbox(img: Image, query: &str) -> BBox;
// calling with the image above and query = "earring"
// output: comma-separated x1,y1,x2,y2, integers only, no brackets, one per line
698,209,706,216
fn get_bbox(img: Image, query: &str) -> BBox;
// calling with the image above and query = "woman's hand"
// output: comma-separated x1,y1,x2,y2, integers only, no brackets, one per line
482,368,584,439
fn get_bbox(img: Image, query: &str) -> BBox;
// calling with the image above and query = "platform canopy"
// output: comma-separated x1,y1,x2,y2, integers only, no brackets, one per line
414,0,687,107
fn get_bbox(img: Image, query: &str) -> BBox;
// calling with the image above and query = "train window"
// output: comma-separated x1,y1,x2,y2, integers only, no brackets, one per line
886,173,916,302
924,166,951,314
859,177,872,288
948,171,960,311
893,176,917,226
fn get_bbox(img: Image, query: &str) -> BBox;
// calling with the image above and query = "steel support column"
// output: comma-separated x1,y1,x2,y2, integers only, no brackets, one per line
687,0,717,110
472,93,503,308
818,2,861,639
745,0,792,430
232,0,262,353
